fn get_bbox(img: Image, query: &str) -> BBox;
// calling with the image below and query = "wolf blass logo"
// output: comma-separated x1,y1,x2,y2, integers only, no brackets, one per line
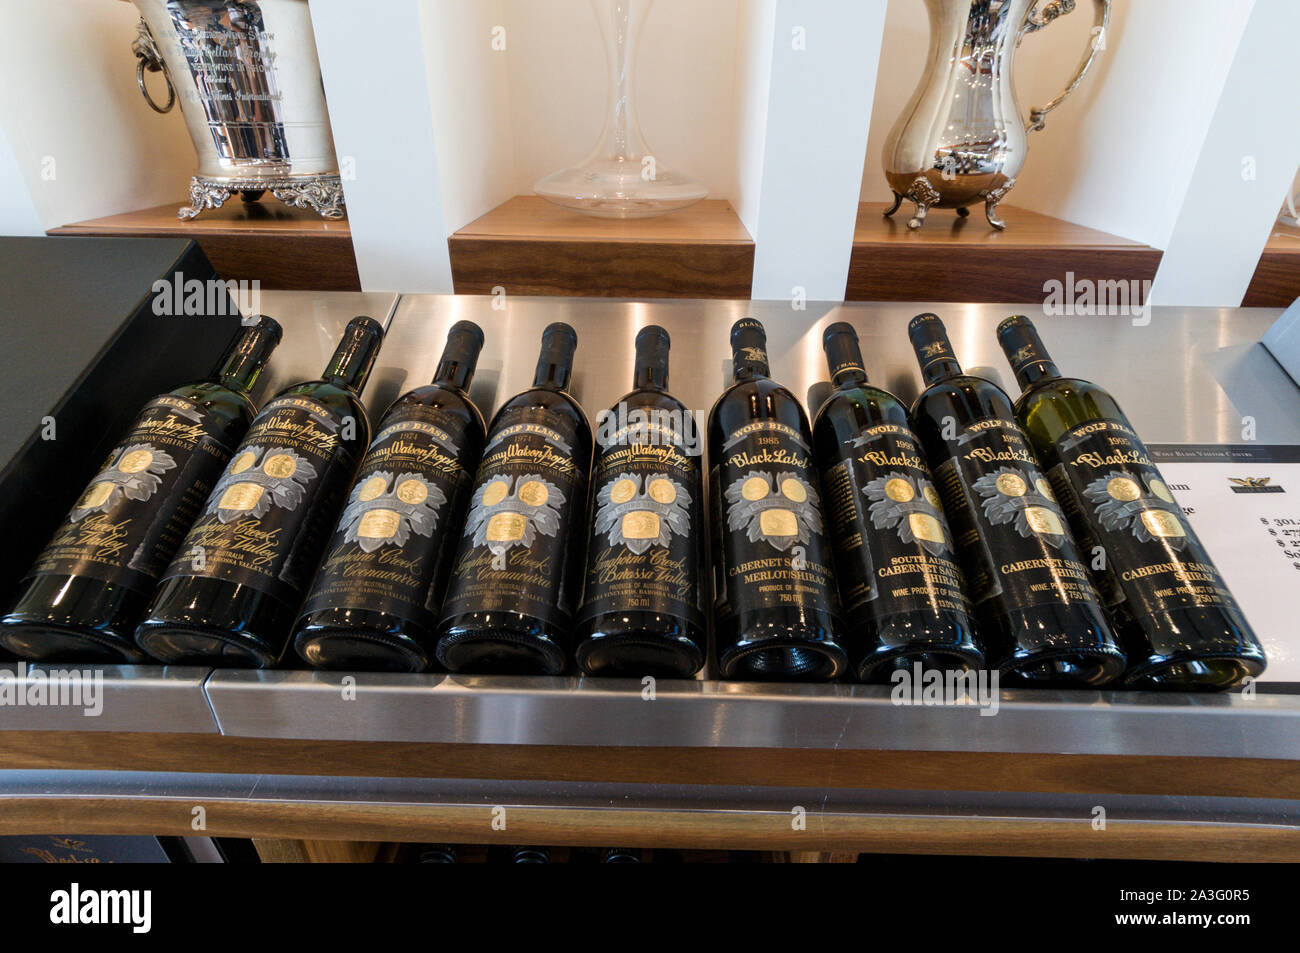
1230,476,1285,494
50,883,150,933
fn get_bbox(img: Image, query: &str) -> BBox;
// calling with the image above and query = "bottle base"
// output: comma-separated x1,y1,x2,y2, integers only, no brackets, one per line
856,647,983,684
134,622,279,668
1123,654,1264,692
999,647,1127,688
576,632,704,679
719,640,846,681
294,626,430,673
0,618,145,665
436,626,568,676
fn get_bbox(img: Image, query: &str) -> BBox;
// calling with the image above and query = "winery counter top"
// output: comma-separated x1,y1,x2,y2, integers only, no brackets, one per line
3,294,1299,859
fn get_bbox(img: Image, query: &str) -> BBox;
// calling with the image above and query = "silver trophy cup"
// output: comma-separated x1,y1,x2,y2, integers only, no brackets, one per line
130,0,345,220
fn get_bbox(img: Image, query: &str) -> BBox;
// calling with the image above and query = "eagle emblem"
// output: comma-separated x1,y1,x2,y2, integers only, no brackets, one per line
1229,477,1271,488
725,470,820,552
206,445,317,523
1082,470,1186,549
864,471,952,557
593,472,691,555
462,473,564,557
70,443,177,521
972,466,1067,549
337,470,447,553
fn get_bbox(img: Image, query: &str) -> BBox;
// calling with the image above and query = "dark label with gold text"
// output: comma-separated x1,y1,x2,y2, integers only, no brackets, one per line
712,420,838,618
1050,418,1241,617
577,413,704,630
934,417,1102,611
162,395,363,606
298,402,479,631
440,407,587,627
824,423,971,618
28,394,236,594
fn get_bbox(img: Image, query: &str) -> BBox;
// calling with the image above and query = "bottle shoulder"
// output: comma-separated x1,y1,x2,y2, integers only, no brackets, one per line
1015,376,1122,419
170,380,256,429
913,374,1015,423
812,383,908,432
492,386,592,434
388,383,487,435
709,376,811,435
614,386,689,414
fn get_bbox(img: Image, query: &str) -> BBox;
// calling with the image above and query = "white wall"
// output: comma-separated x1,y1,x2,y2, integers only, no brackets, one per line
0,120,42,236
0,0,194,230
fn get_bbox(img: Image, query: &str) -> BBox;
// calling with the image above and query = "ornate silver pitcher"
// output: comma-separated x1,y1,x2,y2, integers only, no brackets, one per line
130,0,345,220
882,0,1110,230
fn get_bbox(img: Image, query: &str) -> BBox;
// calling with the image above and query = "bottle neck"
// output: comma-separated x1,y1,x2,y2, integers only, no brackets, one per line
634,360,667,392
213,321,280,395
323,318,384,392
907,313,963,385
998,318,1062,390
433,356,475,392
633,328,670,392
533,357,573,391
823,326,867,388
432,323,483,392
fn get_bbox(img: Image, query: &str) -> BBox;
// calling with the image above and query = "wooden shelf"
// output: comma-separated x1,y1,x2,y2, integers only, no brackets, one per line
847,202,1163,303
49,201,360,292
1243,221,1300,307
449,196,754,298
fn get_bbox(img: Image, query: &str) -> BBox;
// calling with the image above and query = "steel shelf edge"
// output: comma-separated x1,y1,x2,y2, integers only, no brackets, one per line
202,671,1300,759
0,664,219,733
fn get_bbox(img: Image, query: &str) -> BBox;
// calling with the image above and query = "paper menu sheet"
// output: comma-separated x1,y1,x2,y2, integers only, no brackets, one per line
1150,445,1300,685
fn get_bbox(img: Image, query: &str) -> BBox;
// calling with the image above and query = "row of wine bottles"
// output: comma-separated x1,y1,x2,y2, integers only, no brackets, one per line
0,312,1265,690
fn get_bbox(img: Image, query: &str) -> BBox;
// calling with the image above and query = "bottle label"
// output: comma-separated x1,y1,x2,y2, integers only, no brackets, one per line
163,395,363,606
27,394,236,593
298,402,478,632
711,419,839,617
933,417,1103,610
1050,418,1242,616
824,423,970,617
576,419,705,630
440,406,587,627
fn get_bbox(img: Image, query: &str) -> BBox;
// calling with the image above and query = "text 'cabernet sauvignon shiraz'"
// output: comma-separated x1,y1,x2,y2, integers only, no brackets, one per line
0,317,282,663
998,314,1266,690
135,315,384,667
574,325,706,677
908,313,1124,686
709,318,847,680
812,321,982,682
436,323,592,675
293,320,487,672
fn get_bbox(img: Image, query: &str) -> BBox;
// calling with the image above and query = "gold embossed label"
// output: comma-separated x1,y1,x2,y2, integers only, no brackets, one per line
298,399,482,633
27,394,238,593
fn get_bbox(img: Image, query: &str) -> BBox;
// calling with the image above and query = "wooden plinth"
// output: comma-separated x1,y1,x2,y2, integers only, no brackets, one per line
49,201,360,292
1243,222,1300,307
847,202,1163,303
449,196,754,299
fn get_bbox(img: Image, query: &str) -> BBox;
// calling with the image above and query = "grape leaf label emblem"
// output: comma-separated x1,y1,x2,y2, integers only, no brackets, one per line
338,470,447,553
594,472,690,555
70,443,177,521
864,472,952,557
1083,470,1187,549
725,471,820,552
207,445,318,522
972,466,1067,549
463,473,565,557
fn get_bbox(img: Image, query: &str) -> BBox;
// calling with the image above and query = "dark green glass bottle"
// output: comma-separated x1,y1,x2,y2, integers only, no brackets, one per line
574,326,707,678
997,314,1266,690
293,321,487,672
135,316,384,667
709,318,848,680
0,317,282,663
435,323,593,675
908,313,1124,686
812,321,982,681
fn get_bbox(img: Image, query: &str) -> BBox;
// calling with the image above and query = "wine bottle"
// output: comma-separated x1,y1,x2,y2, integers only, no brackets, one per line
134,316,384,667
293,321,487,672
908,313,1124,686
997,314,1266,690
435,323,592,675
574,326,706,677
812,322,982,682
709,318,847,680
0,317,282,663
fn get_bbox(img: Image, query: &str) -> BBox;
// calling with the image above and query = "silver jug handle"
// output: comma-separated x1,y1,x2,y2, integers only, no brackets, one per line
1020,0,1111,133
132,18,175,114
